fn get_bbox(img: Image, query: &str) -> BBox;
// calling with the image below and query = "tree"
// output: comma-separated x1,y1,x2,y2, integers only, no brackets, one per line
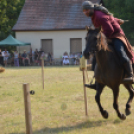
0,0,25,51
0,0,7,40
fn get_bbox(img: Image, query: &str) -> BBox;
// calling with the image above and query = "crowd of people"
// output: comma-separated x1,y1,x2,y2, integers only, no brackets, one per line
0,48,83,67
0,48,53,67
62,52,83,65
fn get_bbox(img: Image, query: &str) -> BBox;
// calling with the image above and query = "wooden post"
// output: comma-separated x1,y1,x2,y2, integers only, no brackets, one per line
23,83,33,134
82,69,88,116
41,59,44,89
80,57,88,116
86,69,89,82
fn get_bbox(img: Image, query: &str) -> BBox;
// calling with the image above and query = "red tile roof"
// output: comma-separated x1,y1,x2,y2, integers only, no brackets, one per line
12,0,101,31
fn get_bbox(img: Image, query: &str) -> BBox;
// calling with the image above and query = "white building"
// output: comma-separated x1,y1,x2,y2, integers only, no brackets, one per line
12,0,103,58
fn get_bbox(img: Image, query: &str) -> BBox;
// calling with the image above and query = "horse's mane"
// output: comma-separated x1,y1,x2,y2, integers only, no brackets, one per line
100,32,111,52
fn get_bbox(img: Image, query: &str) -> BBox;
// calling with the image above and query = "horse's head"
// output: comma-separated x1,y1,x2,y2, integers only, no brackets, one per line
83,26,108,59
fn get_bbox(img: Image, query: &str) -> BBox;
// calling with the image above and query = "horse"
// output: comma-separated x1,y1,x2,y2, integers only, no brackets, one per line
83,27,134,120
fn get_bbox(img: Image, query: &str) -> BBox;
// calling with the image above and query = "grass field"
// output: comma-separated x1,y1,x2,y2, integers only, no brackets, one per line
0,66,134,134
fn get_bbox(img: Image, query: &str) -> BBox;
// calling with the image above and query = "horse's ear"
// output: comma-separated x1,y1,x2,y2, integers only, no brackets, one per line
85,26,89,31
86,25,95,31
90,25,95,30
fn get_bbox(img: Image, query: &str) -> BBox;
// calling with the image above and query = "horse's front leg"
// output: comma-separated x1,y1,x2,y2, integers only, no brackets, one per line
95,83,108,119
124,84,134,116
112,87,126,120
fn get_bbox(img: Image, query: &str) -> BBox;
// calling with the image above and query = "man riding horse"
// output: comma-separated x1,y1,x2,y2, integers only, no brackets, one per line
82,1,134,89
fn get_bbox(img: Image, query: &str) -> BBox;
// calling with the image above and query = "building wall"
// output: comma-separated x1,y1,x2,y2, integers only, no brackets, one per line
16,30,87,58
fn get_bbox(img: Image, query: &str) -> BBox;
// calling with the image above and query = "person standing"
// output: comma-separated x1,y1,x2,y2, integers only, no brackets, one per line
28,48,34,65
4,50,9,67
34,49,39,65
47,52,52,65
0,49,4,66
14,51,19,67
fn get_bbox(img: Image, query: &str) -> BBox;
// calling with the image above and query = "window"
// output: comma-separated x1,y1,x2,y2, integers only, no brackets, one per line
70,38,82,53
41,39,53,53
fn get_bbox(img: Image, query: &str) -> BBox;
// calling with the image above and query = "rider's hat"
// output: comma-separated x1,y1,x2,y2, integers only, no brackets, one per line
82,1,94,10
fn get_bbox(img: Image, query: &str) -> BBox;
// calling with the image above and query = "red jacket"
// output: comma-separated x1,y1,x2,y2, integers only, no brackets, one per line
91,10,124,38
91,10,134,63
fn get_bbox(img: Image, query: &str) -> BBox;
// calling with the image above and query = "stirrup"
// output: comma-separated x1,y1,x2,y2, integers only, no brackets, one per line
90,75,95,85
85,83,96,90
122,76,134,84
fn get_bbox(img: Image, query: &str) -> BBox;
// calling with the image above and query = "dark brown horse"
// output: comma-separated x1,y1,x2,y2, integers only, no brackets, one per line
83,27,134,120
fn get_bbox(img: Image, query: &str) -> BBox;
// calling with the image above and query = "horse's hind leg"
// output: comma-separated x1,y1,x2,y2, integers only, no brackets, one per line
112,87,126,120
95,83,108,119
124,84,134,116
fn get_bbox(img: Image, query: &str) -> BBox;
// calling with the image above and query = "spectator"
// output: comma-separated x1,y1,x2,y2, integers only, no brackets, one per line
80,52,83,58
39,52,46,66
38,48,44,65
62,52,69,65
19,53,23,66
14,50,19,67
47,52,53,65
34,49,39,65
40,52,45,59
0,49,4,66
76,52,82,65
39,48,43,58
22,50,30,66
28,48,34,65
4,49,9,67
43,53,47,65
69,52,75,65
51,52,54,61
74,53,79,65
9,52,14,66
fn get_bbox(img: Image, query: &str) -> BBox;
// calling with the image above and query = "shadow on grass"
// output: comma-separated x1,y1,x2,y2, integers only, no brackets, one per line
9,119,117,134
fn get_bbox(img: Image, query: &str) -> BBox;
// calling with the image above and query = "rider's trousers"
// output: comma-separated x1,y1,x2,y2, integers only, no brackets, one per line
112,38,130,65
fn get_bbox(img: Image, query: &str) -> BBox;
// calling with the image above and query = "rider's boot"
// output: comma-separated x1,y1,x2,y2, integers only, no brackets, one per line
122,61,134,83
85,81,96,90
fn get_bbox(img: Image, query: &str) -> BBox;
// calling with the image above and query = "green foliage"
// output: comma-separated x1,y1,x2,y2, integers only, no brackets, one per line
103,0,134,44
0,0,25,51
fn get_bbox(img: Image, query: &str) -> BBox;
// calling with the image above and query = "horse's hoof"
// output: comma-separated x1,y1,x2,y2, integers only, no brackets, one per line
120,114,126,120
125,109,131,116
102,110,109,119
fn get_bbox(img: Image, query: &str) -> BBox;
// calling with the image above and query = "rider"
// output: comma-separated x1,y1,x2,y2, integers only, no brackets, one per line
82,1,134,88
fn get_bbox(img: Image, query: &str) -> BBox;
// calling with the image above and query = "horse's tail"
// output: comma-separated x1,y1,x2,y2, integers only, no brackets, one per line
0,67,5,73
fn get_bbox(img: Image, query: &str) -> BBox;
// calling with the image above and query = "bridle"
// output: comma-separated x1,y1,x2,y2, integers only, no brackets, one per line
85,31,102,54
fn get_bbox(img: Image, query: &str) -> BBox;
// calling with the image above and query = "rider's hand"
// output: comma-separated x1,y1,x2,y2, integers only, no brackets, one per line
119,19,124,25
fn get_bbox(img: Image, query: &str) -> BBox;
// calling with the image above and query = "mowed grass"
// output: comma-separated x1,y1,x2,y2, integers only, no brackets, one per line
0,66,134,134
